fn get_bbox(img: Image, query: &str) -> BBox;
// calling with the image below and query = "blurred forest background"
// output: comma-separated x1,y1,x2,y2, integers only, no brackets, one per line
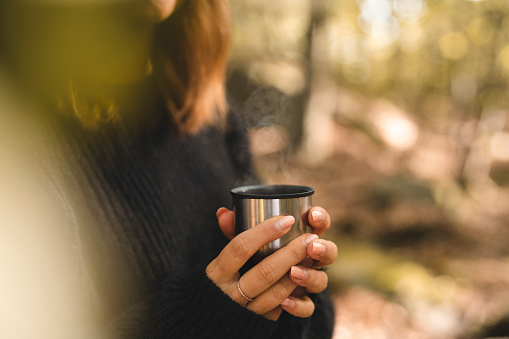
226,0,509,338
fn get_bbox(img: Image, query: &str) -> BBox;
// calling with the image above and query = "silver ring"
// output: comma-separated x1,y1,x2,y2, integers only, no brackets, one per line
237,279,253,302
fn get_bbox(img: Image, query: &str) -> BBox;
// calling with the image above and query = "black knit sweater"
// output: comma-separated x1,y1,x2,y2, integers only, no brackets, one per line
31,94,335,339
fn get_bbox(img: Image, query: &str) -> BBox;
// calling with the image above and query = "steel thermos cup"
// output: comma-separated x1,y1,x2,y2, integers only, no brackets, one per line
231,184,314,258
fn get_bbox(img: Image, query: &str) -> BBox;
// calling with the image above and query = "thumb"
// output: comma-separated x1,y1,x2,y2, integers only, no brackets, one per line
216,207,235,240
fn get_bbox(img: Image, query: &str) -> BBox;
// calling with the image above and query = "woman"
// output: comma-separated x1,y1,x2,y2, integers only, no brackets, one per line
0,0,337,338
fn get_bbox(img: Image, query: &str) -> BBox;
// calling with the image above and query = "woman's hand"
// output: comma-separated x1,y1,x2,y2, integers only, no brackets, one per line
209,207,337,320
302,206,337,268
206,212,316,320
281,207,338,317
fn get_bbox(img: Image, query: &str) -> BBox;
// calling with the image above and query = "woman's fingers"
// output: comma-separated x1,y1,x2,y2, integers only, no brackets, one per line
206,215,295,284
246,275,297,315
307,239,338,268
209,206,336,321
307,207,331,236
217,207,235,240
281,295,315,318
289,265,328,294
263,307,283,322
239,233,318,299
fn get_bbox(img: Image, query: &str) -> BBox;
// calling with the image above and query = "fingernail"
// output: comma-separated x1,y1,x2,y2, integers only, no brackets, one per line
312,242,326,257
291,266,308,280
281,298,295,308
305,234,318,245
311,210,325,223
216,208,228,219
275,216,295,231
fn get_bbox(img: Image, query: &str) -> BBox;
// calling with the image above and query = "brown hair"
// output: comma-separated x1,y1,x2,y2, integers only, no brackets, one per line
68,0,231,133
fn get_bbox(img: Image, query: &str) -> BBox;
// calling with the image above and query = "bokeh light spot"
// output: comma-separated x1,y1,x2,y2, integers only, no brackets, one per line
372,105,419,150
490,132,509,161
439,32,469,60
497,45,509,76
466,17,494,46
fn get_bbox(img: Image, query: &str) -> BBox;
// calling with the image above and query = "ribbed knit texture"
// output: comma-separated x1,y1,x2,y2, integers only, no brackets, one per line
32,95,334,338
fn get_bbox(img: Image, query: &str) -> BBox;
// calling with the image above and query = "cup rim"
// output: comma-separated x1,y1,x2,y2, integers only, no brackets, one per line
231,184,314,199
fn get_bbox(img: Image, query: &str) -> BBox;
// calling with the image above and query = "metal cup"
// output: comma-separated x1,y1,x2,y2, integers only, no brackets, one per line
231,184,314,258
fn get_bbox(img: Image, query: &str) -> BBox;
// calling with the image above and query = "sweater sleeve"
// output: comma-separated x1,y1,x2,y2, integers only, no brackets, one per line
104,266,279,339
150,268,277,339
106,265,335,339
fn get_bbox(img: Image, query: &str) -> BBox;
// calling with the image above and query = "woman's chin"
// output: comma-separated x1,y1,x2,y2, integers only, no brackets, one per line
137,0,179,24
